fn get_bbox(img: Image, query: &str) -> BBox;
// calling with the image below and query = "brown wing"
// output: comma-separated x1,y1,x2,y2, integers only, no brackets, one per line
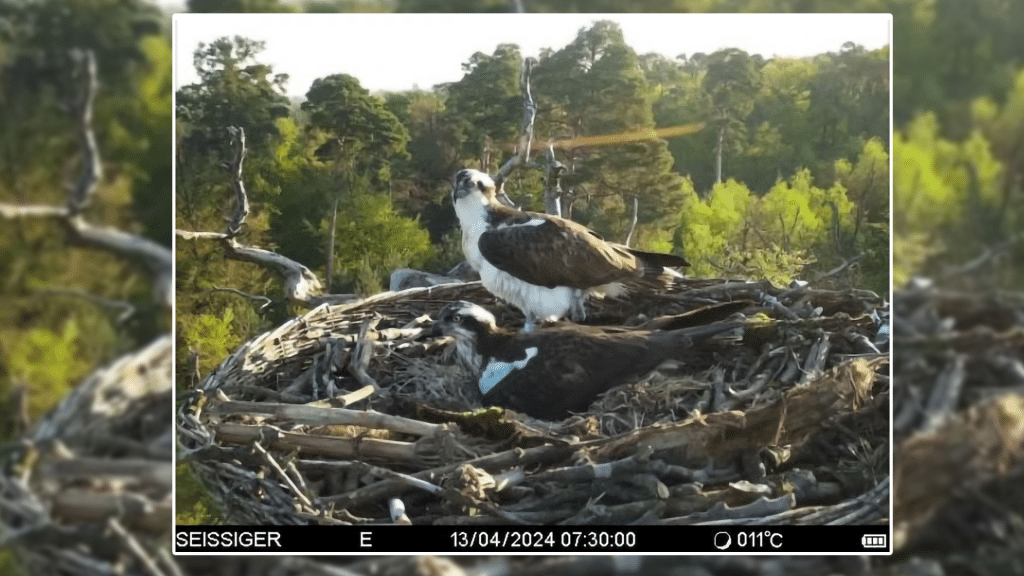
477,214,641,290
481,332,662,419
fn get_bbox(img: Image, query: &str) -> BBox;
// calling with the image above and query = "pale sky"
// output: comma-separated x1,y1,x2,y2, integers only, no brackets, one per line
172,13,890,97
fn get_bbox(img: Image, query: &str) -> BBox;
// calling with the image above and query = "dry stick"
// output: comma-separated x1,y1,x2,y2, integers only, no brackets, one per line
529,446,653,484
560,499,667,525
434,509,572,525
348,317,381,392
211,400,444,436
349,462,526,524
106,518,164,576
596,358,881,463
155,548,186,576
322,443,575,509
325,385,368,408
63,217,174,308
811,254,864,283
761,292,801,321
222,384,309,404
282,355,321,397
939,235,1019,280
664,494,796,525
212,422,424,465
47,457,173,490
790,476,891,525
292,511,351,525
251,441,315,510
921,353,966,432
798,333,831,384
542,146,567,216
51,489,171,534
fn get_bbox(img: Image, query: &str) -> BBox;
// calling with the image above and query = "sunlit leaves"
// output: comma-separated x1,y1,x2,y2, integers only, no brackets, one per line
1,320,90,420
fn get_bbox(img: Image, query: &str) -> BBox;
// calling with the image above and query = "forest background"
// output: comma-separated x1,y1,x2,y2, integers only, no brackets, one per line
1,0,1021,554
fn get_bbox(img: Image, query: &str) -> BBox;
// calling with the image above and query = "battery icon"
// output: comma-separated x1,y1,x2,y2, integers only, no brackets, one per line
862,534,887,548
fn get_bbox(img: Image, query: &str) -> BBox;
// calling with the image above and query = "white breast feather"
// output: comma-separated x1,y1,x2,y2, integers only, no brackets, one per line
455,194,490,271
456,197,587,321
480,263,577,322
479,347,538,395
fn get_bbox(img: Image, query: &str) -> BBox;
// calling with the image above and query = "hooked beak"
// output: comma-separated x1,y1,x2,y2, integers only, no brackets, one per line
416,320,443,341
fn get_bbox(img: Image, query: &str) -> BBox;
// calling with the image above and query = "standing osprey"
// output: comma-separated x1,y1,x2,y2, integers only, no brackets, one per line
431,301,744,420
452,169,690,331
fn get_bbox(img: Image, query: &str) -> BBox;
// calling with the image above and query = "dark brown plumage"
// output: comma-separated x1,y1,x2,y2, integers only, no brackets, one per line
452,168,689,330
431,301,745,420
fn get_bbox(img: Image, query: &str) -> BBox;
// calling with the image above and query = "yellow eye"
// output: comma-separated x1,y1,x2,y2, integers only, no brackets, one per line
453,314,462,322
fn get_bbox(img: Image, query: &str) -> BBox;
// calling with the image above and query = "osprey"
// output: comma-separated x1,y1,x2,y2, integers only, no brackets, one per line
452,169,690,331
430,301,745,420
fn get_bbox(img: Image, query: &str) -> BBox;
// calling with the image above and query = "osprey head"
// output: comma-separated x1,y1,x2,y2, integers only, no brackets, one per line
432,300,497,340
452,169,495,205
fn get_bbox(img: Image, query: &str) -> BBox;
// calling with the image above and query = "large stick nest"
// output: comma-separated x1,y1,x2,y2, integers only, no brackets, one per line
178,277,889,527
890,284,1024,571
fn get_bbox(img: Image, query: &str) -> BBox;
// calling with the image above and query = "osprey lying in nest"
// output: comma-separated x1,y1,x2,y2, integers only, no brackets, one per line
428,300,748,420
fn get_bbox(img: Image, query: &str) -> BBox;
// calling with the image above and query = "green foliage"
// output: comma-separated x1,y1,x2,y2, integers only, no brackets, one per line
833,138,890,293
893,84,1021,287
675,165,874,288
302,73,410,177
384,89,463,211
0,0,171,440
326,191,436,294
0,550,25,576
177,36,292,159
444,43,523,170
533,21,687,240
178,307,241,376
176,462,222,524
0,320,90,421
126,36,175,247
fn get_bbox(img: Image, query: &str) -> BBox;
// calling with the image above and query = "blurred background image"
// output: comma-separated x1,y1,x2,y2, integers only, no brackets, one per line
1,0,1022,575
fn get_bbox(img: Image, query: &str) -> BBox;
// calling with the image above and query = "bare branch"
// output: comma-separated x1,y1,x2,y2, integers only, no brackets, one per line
174,229,228,240
62,216,173,308
939,235,1019,280
0,204,69,218
41,287,137,325
224,126,249,237
543,145,566,216
207,286,272,312
811,254,864,283
67,50,101,214
624,196,639,246
222,239,324,305
494,57,537,196
176,128,373,309
0,50,172,310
